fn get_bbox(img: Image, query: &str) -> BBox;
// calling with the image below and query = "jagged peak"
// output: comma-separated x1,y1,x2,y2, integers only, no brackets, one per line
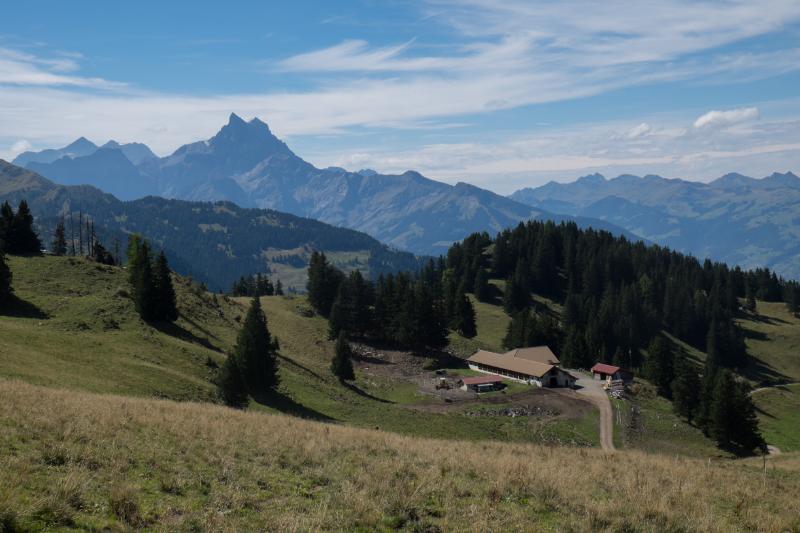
228,112,246,125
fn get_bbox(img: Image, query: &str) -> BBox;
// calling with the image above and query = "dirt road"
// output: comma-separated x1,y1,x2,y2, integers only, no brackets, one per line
556,370,616,452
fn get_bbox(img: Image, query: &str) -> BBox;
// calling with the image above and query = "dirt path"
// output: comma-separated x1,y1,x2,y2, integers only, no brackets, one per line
555,370,615,452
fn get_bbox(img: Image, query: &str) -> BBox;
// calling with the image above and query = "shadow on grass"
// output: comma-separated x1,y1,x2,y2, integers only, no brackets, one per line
0,294,48,319
741,326,769,341
153,321,223,353
252,391,335,422
277,354,326,380
743,311,790,325
742,356,791,387
341,380,394,404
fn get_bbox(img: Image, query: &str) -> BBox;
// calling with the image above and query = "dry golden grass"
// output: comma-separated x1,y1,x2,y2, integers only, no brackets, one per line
1,379,798,532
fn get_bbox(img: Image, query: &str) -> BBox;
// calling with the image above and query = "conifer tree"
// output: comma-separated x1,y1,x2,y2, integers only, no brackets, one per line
307,251,343,317
0,202,12,245
708,370,765,453
275,279,284,295
8,200,41,254
473,267,490,302
503,261,530,314
671,355,701,422
644,336,675,398
0,247,12,305
153,251,178,322
234,296,280,396
331,331,356,381
132,241,157,321
52,217,67,256
217,356,249,409
452,290,477,338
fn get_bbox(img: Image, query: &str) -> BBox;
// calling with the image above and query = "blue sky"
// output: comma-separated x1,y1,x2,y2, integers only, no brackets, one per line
1,0,799,193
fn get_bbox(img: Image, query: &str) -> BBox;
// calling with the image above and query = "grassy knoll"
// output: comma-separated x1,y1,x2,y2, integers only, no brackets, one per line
0,255,241,401
1,380,798,532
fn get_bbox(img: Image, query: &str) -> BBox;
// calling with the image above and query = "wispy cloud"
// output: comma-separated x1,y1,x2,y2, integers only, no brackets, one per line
693,107,760,129
0,47,123,89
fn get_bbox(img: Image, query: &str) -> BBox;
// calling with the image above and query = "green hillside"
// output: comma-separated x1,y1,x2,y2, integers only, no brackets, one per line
0,255,598,446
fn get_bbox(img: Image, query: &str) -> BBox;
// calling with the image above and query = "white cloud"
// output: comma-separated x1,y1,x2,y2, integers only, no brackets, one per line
627,123,652,139
9,139,32,155
0,47,122,89
693,107,760,129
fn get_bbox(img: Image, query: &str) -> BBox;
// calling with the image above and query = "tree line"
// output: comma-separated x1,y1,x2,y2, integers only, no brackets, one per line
306,251,477,352
231,273,283,297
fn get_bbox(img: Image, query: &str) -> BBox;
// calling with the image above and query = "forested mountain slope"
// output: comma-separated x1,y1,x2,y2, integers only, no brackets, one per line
510,172,800,280
0,160,422,290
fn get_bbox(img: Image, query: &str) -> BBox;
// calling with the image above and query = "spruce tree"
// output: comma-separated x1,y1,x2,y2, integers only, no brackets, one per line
708,370,765,453
275,279,284,295
453,290,477,338
153,251,178,322
306,251,342,317
52,217,67,256
9,200,41,254
473,267,490,302
217,356,249,408
331,331,356,381
0,201,12,245
132,241,157,321
671,355,701,422
644,336,675,398
234,296,280,396
0,247,12,305
503,261,529,314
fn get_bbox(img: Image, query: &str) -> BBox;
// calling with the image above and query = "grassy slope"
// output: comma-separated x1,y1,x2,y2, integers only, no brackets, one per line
1,380,799,532
0,255,596,447
737,302,800,452
0,255,240,401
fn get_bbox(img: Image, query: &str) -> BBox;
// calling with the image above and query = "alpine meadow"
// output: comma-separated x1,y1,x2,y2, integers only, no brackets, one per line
2,2,800,531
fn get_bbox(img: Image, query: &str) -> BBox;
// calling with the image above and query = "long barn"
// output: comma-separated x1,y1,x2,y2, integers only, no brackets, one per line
466,347,576,388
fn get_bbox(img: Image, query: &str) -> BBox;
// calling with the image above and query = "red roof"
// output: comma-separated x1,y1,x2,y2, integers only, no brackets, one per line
591,363,620,375
460,375,504,385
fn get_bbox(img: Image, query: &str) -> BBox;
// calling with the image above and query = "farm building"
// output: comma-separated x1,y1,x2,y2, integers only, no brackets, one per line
458,375,504,392
466,348,576,388
590,363,634,384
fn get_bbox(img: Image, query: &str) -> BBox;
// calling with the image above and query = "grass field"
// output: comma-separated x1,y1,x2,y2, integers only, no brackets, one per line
1,379,798,532
738,301,800,384
752,384,800,453
0,255,598,448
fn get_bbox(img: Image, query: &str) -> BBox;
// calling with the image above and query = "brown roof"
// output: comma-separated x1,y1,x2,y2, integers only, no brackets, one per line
467,350,555,378
504,346,560,365
460,375,504,385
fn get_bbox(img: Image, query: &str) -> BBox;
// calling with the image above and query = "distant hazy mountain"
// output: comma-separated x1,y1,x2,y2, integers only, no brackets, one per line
510,172,800,280
0,160,422,290
17,113,634,255
101,141,157,165
27,148,157,201
12,137,98,167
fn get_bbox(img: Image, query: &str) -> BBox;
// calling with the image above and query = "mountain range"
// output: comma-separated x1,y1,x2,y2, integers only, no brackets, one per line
0,160,421,290
13,113,633,255
510,172,800,280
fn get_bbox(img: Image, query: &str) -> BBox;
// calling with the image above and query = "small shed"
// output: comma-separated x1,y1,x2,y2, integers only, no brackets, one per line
591,363,633,384
459,375,504,392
